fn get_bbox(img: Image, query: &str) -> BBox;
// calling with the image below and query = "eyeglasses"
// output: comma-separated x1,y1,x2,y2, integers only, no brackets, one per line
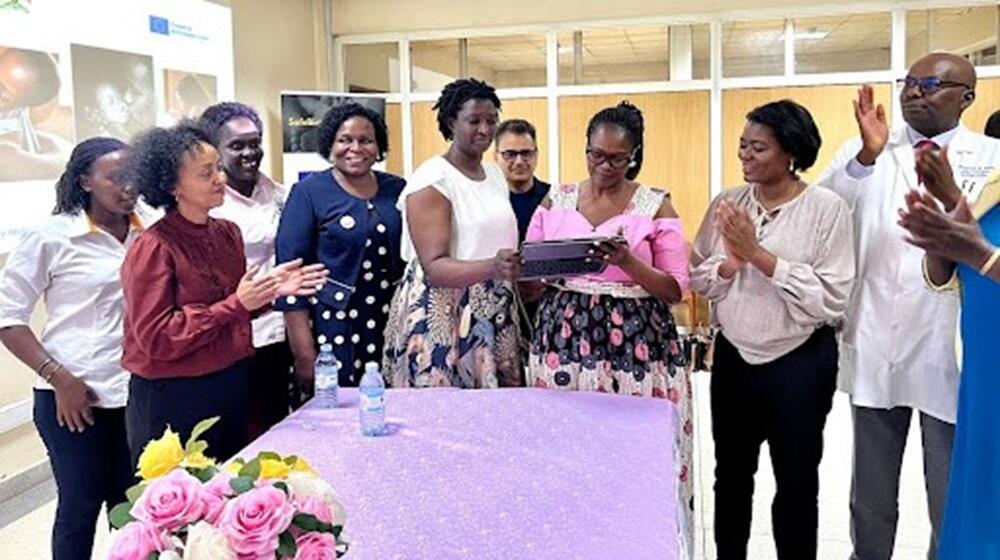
585,148,636,169
896,76,972,94
499,149,537,162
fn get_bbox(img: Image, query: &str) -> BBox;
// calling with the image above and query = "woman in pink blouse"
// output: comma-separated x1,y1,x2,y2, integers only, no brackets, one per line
524,101,692,548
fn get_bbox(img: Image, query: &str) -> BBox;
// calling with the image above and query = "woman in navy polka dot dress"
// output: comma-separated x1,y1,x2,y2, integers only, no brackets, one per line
275,103,405,391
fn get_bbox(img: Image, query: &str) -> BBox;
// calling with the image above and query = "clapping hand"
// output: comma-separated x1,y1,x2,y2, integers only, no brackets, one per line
853,84,889,166
914,146,962,211
272,258,329,297
898,190,991,268
716,200,759,263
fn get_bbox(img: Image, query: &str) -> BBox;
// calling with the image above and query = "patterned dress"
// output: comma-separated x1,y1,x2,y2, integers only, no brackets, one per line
382,156,522,389
525,183,694,554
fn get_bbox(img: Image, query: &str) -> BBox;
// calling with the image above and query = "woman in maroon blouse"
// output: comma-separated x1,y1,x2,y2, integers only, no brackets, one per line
120,122,326,464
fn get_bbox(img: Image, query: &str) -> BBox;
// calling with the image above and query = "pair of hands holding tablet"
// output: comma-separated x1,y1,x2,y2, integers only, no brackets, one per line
494,227,630,283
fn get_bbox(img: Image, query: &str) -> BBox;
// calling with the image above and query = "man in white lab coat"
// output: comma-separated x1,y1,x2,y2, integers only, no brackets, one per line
816,52,1000,560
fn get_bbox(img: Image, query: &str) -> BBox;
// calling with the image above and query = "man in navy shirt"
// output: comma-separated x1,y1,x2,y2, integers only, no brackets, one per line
495,119,550,243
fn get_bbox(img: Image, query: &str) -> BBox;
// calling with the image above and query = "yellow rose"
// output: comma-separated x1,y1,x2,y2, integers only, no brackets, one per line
259,458,292,479
291,456,317,475
136,427,184,481
180,451,216,470
224,460,245,475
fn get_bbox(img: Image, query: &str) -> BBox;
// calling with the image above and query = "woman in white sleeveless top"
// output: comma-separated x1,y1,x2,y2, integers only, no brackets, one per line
383,79,522,388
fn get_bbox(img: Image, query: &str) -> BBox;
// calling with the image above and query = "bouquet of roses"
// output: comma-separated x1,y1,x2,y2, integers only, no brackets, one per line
107,418,347,559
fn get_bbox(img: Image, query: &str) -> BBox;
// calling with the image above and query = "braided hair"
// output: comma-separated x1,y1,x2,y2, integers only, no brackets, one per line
52,137,127,215
198,101,263,147
586,101,645,180
432,78,501,141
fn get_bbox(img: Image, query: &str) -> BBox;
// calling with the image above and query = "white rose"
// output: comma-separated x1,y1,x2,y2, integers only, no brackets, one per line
183,521,236,560
285,472,347,525
159,552,182,560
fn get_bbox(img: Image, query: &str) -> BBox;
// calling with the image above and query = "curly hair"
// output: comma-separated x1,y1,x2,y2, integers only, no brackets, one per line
126,121,214,210
197,101,263,147
316,102,389,162
746,99,822,173
432,78,501,141
586,101,645,180
52,137,127,215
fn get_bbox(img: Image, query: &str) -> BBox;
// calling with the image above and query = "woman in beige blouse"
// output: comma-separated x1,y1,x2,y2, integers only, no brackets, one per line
690,100,855,560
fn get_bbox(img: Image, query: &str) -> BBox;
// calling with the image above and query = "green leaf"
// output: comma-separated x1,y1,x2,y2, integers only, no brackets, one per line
185,417,220,452
193,466,219,483
333,524,343,538
229,476,255,495
292,513,319,532
283,455,299,467
187,440,209,456
277,531,297,558
148,553,159,560
109,502,135,529
257,451,281,462
273,481,289,496
239,458,261,480
125,482,146,504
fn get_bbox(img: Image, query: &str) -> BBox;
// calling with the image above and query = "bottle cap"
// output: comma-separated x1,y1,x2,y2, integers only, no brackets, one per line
364,361,379,374
319,343,333,353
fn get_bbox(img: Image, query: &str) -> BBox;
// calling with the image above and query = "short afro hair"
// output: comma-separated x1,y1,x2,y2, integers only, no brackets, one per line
432,78,501,141
126,121,214,210
198,101,263,147
985,109,1000,139
746,99,822,173
316,102,389,162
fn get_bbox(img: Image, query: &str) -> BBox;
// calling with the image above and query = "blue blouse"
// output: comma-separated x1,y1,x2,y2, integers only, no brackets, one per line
274,169,406,312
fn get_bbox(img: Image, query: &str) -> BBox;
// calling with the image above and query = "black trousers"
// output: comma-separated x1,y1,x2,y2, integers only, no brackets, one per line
711,327,838,560
247,341,292,440
126,359,250,469
33,390,132,560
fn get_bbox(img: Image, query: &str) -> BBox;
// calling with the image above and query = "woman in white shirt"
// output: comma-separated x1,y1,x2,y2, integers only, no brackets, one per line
200,102,292,437
0,137,141,559
383,78,522,388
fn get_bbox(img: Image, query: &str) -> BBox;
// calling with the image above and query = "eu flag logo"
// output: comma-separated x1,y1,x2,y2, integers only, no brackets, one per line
149,16,169,35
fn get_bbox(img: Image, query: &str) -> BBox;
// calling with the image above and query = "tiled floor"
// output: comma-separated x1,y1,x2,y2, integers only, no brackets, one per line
0,372,937,559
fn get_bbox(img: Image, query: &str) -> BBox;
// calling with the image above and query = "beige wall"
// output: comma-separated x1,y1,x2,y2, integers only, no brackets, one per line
231,0,330,180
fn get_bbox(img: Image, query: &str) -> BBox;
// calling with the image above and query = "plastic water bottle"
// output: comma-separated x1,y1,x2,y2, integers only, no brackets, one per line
359,361,385,436
313,344,339,409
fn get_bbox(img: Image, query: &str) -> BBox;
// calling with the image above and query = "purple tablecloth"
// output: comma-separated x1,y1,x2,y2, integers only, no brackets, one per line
242,388,679,560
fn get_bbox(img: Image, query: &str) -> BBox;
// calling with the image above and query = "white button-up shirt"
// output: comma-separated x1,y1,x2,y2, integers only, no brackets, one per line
816,124,1000,422
209,176,288,348
0,212,144,408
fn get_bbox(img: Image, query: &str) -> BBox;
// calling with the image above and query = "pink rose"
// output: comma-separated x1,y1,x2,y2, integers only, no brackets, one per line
579,338,591,357
108,522,172,560
130,468,205,531
201,471,235,524
667,387,679,404
544,352,559,370
560,183,574,193
563,306,574,319
219,485,295,558
610,329,624,347
534,378,548,388
295,496,334,525
634,342,649,362
294,532,338,560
